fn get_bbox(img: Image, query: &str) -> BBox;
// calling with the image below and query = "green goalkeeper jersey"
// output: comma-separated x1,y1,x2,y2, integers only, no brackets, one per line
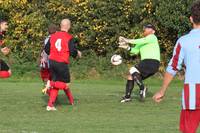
129,34,160,61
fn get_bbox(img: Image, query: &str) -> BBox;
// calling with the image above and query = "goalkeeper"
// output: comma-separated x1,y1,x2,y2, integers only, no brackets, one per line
119,24,160,102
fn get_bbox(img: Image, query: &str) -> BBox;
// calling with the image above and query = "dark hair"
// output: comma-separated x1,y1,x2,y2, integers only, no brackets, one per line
144,24,156,31
48,24,58,34
0,18,8,24
191,0,200,24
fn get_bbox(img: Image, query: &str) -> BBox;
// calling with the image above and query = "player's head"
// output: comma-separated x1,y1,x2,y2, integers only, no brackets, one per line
143,24,155,36
48,24,58,34
190,0,200,26
0,19,8,32
60,19,71,32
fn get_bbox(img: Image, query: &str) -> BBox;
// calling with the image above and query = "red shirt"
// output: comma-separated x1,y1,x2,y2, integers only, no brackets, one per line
49,31,72,64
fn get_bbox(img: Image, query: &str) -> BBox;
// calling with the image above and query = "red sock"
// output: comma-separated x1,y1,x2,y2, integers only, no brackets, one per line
0,71,11,78
48,87,58,107
64,88,74,105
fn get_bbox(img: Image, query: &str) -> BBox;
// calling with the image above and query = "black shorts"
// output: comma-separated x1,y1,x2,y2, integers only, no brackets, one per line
49,60,70,83
0,59,9,71
135,59,160,80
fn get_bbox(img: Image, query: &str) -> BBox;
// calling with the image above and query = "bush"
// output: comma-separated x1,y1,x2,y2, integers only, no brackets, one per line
0,0,195,77
70,50,129,79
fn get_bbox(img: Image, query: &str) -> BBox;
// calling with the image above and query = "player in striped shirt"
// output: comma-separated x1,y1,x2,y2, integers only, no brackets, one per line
40,24,58,85
153,1,200,132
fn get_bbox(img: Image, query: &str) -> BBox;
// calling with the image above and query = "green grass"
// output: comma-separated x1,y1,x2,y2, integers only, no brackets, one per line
0,78,189,133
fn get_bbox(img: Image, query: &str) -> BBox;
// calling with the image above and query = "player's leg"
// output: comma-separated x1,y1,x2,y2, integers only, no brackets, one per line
47,60,74,105
122,59,160,102
132,60,160,101
179,109,200,133
40,60,51,94
132,71,146,100
63,84,74,105
40,67,50,85
47,87,58,111
129,65,147,101
121,75,134,103
47,81,74,105
0,59,11,78
46,60,59,110
42,60,54,94
56,63,74,105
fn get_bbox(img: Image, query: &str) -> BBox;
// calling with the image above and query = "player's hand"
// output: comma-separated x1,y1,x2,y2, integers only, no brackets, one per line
42,88,48,94
40,58,47,68
152,90,165,103
119,36,127,43
118,43,130,50
77,50,82,58
1,47,10,55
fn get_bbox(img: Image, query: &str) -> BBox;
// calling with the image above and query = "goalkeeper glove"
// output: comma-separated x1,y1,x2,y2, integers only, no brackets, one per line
118,42,131,50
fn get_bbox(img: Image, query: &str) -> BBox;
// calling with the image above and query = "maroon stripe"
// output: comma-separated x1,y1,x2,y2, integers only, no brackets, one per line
196,84,200,109
171,43,181,71
184,84,189,109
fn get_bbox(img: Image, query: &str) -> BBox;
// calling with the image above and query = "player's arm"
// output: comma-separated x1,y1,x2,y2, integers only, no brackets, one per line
118,35,152,51
68,38,81,58
0,34,10,55
44,39,50,55
153,72,174,102
1,47,10,55
153,41,184,102
132,35,155,47
119,35,152,46
129,47,140,55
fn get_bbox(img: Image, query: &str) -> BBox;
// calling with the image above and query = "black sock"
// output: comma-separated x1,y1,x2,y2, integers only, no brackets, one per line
125,80,134,98
132,73,144,90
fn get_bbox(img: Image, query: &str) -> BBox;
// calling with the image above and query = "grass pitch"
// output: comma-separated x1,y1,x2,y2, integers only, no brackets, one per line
0,78,188,133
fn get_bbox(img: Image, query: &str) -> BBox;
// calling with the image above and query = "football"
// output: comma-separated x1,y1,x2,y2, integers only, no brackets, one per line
111,54,122,65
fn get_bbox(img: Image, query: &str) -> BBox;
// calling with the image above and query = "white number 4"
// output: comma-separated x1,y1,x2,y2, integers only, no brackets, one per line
55,39,62,51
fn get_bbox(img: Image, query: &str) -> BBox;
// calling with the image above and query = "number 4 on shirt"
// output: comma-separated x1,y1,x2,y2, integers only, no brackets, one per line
55,39,62,51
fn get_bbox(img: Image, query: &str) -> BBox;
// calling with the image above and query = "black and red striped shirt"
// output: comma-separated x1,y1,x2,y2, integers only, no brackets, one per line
44,31,78,64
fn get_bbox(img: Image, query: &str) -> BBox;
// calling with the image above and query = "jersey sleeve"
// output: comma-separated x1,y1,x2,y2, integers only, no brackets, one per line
68,38,78,58
129,47,140,55
166,40,184,76
44,39,50,55
131,35,154,47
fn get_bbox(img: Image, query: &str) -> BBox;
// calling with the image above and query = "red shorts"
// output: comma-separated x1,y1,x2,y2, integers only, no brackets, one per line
180,109,200,133
40,68,51,81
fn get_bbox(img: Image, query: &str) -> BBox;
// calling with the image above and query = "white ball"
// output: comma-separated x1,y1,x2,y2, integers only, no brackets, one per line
111,54,122,65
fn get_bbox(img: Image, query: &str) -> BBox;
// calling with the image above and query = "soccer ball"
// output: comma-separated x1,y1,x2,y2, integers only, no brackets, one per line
111,54,122,65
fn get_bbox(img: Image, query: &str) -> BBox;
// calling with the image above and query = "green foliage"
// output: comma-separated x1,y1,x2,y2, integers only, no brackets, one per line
0,0,196,76
1,0,48,62
70,50,129,79
154,0,194,63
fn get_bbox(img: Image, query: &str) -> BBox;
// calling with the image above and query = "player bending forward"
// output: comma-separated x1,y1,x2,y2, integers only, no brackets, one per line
43,19,81,111
119,24,160,102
